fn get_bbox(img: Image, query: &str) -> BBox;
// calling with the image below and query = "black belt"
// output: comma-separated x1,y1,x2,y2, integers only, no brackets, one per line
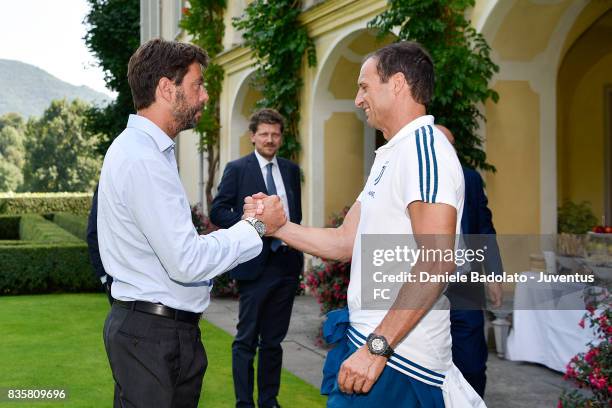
114,300,202,325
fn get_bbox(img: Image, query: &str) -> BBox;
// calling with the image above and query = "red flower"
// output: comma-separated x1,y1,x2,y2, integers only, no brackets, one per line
182,7,191,16
585,347,599,364
579,318,585,328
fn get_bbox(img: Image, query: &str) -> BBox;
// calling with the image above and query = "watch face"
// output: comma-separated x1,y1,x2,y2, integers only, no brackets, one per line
371,338,385,352
255,221,266,236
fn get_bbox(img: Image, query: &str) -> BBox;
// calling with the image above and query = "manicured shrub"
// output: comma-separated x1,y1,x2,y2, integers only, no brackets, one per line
0,243,98,294
53,212,88,241
0,240,32,246
0,215,20,239
20,214,82,243
0,213,97,294
0,192,93,215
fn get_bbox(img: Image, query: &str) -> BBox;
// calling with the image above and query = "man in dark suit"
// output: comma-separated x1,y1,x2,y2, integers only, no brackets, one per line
438,125,503,398
87,185,113,305
210,109,303,408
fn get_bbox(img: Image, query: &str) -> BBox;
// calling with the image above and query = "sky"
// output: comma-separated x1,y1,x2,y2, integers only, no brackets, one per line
0,0,115,97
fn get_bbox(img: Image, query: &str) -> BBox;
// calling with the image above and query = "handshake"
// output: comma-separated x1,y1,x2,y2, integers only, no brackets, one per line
242,193,287,236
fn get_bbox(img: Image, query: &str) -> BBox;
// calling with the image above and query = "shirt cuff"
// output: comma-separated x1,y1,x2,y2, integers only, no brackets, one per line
226,220,263,265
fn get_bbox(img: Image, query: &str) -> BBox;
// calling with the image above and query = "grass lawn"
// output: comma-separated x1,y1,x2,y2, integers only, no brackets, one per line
0,293,326,407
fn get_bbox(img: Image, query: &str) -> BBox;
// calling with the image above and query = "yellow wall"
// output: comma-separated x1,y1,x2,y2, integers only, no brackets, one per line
177,130,200,204
239,86,262,157
485,81,541,234
492,0,571,61
328,56,362,99
559,1,612,63
241,86,262,118
240,131,253,157
346,29,395,55
557,10,612,219
324,112,364,221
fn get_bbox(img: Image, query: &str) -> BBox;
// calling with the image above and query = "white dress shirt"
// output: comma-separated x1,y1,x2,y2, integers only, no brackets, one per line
253,150,290,245
98,114,262,313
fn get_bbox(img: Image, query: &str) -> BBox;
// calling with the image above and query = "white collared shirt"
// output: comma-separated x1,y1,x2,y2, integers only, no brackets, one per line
349,114,465,372
253,150,291,222
98,114,262,313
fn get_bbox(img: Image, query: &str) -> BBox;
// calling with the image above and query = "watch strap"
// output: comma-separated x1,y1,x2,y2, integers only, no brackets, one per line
366,333,394,358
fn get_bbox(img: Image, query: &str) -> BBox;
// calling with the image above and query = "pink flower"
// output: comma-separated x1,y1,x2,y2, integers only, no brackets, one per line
579,318,585,328
588,373,607,390
585,347,599,364
564,365,577,380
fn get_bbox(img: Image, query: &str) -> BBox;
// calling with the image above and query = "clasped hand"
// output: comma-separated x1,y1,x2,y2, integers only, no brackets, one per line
242,192,286,235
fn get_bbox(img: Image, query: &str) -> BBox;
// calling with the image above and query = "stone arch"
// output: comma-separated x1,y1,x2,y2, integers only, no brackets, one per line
308,26,396,226
557,9,612,222
228,69,260,161
476,0,611,233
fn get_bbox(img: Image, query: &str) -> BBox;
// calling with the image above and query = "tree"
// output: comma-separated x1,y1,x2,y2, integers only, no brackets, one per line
233,0,316,161
23,99,102,192
83,0,140,155
370,0,499,171
180,0,226,207
0,113,26,192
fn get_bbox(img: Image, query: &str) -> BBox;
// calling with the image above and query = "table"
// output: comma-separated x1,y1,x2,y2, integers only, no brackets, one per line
505,272,598,372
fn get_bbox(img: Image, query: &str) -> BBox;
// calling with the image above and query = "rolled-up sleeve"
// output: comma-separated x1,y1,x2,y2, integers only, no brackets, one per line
125,158,262,284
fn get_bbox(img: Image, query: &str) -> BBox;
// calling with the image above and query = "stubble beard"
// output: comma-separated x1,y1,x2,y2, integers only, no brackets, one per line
171,89,203,135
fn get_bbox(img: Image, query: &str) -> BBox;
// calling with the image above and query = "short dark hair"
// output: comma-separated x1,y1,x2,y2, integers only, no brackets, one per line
127,38,209,110
248,109,285,134
369,41,435,105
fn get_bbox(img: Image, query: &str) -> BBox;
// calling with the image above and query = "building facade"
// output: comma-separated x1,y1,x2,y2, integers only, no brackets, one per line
143,0,612,237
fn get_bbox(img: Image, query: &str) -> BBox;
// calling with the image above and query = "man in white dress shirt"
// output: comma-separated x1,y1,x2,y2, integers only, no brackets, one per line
98,39,286,408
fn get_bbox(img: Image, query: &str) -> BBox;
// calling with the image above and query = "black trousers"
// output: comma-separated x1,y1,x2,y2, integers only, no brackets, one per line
232,249,301,408
103,304,207,408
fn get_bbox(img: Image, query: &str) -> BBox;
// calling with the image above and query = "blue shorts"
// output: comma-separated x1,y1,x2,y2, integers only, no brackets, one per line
321,308,444,408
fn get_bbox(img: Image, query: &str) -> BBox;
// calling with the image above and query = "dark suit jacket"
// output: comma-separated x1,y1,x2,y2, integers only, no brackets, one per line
87,185,108,281
461,166,503,275
210,152,303,280
447,166,503,308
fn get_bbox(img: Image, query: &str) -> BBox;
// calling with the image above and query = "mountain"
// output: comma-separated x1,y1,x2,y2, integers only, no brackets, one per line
0,59,112,118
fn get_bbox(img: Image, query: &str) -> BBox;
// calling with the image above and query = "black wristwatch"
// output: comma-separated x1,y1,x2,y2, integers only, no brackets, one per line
366,333,394,358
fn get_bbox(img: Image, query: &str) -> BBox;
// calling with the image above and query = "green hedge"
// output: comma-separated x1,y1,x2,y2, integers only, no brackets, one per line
0,214,98,294
0,193,93,215
0,215,20,239
53,213,88,241
0,244,98,294
0,240,31,246
20,214,83,244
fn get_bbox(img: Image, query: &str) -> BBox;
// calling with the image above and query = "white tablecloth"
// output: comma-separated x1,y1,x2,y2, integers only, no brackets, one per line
505,272,597,372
